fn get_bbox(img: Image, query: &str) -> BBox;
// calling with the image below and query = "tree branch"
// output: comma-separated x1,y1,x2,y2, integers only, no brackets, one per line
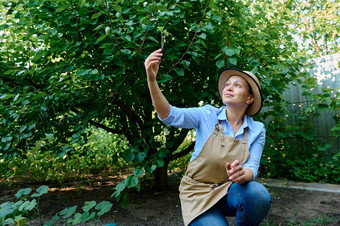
116,99,145,130
71,107,121,134
165,1,210,76
170,142,195,161
87,119,121,134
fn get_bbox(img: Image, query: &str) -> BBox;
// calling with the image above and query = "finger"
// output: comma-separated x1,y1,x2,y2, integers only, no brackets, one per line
154,48,163,53
231,160,240,167
233,164,243,172
145,55,162,64
145,59,161,68
226,163,231,176
145,50,163,61
229,169,245,181
228,164,242,175
233,174,245,184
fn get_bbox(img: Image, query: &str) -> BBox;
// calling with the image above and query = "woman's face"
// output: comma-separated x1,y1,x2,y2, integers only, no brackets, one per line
222,75,254,108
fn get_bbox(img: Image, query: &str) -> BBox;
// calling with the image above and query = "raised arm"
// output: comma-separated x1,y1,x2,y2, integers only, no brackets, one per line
144,49,170,119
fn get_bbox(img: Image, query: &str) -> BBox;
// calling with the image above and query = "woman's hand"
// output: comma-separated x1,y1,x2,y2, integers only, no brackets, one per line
144,49,169,119
226,160,253,184
144,49,163,82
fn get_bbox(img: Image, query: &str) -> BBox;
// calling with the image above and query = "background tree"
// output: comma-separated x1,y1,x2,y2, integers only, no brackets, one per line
1,0,338,206
292,0,339,57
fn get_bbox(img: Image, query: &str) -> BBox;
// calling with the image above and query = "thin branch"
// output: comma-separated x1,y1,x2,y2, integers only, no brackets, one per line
71,107,121,134
165,1,210,75
170,142,195,161
104,0,127,65
88,119,121,134
116,99,145,130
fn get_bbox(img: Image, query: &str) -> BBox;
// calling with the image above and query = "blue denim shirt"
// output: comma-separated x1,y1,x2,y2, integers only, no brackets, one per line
160,105,266,180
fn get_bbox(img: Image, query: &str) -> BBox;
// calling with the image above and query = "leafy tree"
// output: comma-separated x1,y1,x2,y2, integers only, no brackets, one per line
291,0,339,57
1,0,338,206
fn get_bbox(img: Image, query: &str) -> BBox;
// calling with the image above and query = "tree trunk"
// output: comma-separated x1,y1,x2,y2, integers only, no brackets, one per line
153,161,169,191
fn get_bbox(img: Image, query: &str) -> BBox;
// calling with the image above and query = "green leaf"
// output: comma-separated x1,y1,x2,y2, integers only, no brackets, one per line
19,199,37,211
19,125,27,133
31,185,48,197
156,159,164,167
256,46,265,52
95,201,113,216
122,148,135,161
0,202,15,218
77,69,89,76
15,188,32,199
228,57,237,65
119,192,129,208
133,167,144,177
91,12,102,19
97,35,107,42
81,211,96,223
216,60,225,69
0,94,14,100
120,49,131,55
222,47,235,56
78,0,86,6
14,215,27,225
136,181,141,192
158,74,173,83
175,69,184,76
82,201,96,212
94,24,104,30
136,151,146,162
105,26,111,34
71,212,82,225
125,175,138,188
113,5,122,13
151,165,157,171
181,60,190,67
115,182,126,193
148,36,158,43
44,215,60,226
158,149,168,158
2,218,15,225
60,206,77,219
198,33,206,39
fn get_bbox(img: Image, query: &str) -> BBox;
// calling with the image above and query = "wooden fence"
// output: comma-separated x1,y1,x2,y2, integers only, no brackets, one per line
283,53,340,153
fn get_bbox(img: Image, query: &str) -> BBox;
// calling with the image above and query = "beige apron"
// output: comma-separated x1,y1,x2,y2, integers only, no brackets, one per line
179,122,250,225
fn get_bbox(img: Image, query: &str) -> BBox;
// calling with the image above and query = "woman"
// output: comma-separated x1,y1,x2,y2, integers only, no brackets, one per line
145,48,271,226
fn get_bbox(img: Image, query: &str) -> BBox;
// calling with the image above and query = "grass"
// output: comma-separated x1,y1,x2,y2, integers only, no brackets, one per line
262,214,338,226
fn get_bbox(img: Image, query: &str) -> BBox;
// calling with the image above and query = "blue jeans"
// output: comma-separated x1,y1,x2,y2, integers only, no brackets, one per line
189,181,271,226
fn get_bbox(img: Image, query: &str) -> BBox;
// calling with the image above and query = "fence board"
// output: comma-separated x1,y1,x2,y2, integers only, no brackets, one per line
283,53,340,153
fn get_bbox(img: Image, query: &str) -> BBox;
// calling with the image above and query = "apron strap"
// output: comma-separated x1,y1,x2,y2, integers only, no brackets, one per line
216,120,224,133
218,120,248,142
242,128,248,141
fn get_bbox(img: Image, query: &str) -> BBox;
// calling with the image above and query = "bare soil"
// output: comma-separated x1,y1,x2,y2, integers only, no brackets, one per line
1,176,339,226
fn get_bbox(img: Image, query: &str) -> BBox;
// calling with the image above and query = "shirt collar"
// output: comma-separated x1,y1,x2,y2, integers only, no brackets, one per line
217,106,254,131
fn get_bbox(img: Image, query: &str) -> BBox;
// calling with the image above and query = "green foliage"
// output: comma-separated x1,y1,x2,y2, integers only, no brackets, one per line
0,186,115,226
45,200,113,225
0,185,47,225
0,128,128,184
0,0,338,209
263,213,338,226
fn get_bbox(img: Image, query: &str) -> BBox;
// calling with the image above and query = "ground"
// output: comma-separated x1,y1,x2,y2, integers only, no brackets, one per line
1,175,339,226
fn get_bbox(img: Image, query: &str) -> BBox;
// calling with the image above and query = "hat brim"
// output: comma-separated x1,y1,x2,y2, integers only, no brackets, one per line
218,68,263,117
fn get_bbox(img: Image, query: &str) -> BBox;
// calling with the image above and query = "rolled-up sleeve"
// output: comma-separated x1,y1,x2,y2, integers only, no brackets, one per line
159,105,212,129
243,126,266,180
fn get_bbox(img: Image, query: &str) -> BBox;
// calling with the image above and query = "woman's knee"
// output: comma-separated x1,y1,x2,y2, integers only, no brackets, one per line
228,182,271,225
189,206,228,226
230,181,271,210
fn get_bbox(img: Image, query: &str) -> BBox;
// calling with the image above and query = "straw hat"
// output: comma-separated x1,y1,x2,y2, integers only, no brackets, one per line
217,68,263,117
